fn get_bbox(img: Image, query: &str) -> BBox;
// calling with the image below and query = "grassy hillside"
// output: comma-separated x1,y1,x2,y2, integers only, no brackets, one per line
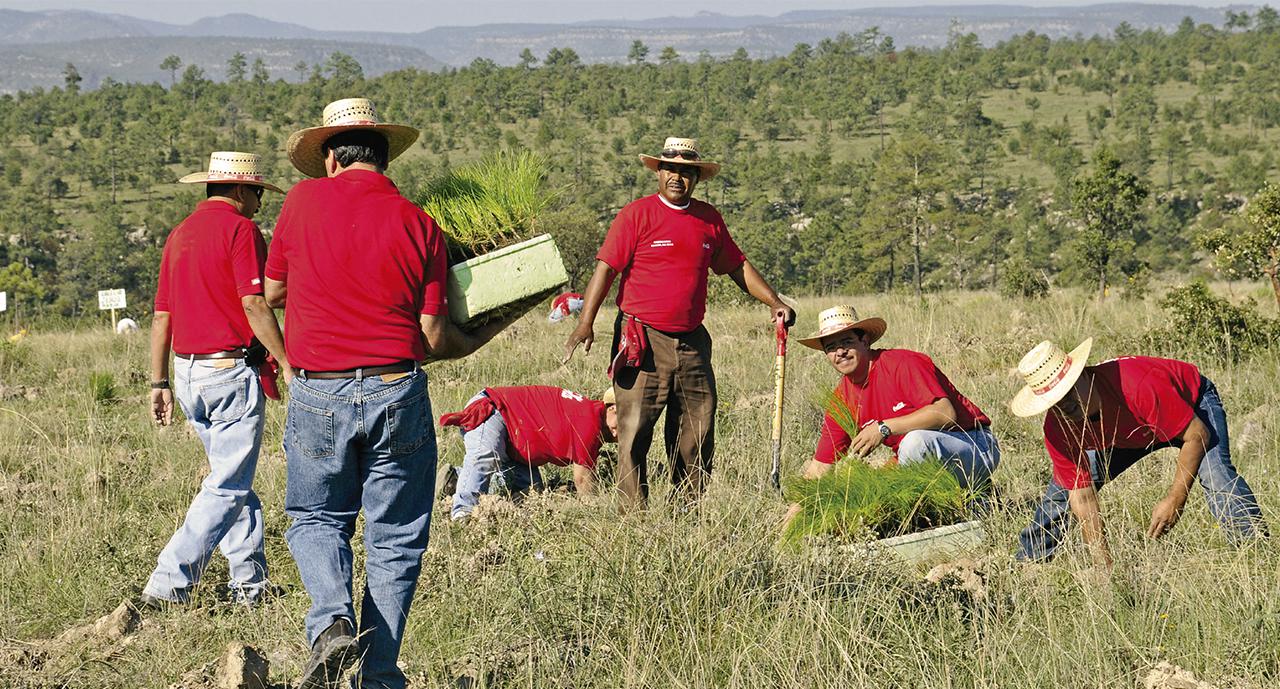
2,288,1277,687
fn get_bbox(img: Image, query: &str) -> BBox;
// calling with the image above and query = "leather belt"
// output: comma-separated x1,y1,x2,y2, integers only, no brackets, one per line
176,349,246,360
300,360,416,380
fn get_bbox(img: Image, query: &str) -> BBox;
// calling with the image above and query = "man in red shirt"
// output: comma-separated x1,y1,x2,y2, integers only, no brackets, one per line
440,386,618,519
563,137,794,508
791,305,999,492
1012,339,1268,567
266,98,512,689
142,151,289,609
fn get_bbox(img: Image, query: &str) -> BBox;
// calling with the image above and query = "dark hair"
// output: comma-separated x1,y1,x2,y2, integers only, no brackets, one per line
322,130,389,170
206,182,238,198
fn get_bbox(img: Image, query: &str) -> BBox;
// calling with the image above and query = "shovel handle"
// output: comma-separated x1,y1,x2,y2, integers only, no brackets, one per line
770,316,788,492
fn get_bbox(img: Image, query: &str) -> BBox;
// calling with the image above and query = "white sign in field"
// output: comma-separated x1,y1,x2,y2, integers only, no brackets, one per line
97,289,127,311
0,291,6,312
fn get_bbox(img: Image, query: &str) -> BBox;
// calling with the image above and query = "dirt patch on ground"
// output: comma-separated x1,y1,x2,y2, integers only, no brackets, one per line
925,557,989,602
1142,661,1219,689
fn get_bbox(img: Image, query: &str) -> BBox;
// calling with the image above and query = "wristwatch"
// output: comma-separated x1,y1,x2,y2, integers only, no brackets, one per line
877,421,892,438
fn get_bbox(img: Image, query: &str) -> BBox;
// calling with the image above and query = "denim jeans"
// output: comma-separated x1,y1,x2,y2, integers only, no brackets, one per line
450,393,543,520
1017,376,1268,561
284,367,436,689
144,358,267,604
896,427,1001,492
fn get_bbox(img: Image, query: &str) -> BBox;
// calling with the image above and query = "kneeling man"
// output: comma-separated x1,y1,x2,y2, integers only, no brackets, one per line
1013,339,1267,567
442,386,618,520
796,305,1000,490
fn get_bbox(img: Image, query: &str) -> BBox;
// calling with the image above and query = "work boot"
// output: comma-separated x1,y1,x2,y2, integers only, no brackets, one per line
298,617,358,689
438,464,460,501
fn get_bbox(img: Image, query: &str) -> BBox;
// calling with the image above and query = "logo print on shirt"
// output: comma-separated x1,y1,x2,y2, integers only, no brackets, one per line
892,402,906,412
702,242,711,250
251,278,261,285
651,239,674,248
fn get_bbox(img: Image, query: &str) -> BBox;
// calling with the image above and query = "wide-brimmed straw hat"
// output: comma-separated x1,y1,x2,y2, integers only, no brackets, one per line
796,305,887,351
1010,338,1094,417
286,98,419,178
638,137,721,181
600,387,616,406
178,151,283,194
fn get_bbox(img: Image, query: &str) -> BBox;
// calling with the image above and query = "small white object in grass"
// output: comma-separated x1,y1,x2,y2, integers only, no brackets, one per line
115,318,140,335
534,550,546,561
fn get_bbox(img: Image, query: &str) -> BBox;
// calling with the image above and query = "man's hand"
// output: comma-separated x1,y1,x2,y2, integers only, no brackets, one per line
772,302,796,328
151,388,173,426
280,362,296,386
563,324,594,364
850,423,883,457
1147,492,1187,539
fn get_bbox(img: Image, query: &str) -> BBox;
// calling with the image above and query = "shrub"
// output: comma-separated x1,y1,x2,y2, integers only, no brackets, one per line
999,259,1050,299
416,151,558,260
1146,281,1280,361
783,459,970,544
88,371,116,404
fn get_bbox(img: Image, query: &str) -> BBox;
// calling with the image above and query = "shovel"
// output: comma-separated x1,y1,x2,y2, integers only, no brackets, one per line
770,315,789,493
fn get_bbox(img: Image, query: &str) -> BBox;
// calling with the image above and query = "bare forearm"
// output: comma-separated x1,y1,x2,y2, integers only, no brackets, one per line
242,297,288,365
1170,420,1208,499
883,399,958,435
150,312,172,382
1069,487,1113,567
731,261,784,309
573,465,597,496
578,261,617,328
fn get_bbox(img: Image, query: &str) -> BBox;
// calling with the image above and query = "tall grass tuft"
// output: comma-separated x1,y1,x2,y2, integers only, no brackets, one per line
783,459,969,543
417,151,557,259
87,371,116,404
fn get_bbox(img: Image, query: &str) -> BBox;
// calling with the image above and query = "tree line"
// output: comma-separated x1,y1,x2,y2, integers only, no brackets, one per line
1,12,1279,319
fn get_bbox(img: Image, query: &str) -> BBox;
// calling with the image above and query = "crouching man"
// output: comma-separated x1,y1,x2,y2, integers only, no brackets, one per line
1012,339,1268,568
793,305,1000,491
442,386,618,520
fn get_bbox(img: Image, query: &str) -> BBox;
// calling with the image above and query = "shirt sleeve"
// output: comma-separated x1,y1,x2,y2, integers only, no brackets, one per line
1129,371,1198,442
887,353,949,414
596,205,637,272
420,213,448,316
231,221,268,297
710,222,747,275
263,196,292,282
154,246,171,312
813,410,851,464
1045,418,1092,489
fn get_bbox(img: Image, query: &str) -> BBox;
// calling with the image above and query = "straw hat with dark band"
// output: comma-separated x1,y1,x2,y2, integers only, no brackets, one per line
638,137,721,181
178,151,283,194
1010,338,1094,417
286,98,419,179
796,305,887,351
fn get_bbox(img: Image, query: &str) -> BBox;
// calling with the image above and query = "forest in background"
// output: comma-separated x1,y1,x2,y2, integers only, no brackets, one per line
0,11,1279,319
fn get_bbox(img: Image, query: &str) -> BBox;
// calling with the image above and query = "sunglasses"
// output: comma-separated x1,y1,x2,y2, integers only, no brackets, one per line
658,162,700,178
662,148,700,160
250,186,264,200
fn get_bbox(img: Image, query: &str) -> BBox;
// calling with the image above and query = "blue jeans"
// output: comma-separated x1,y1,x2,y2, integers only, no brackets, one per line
144,358,267,604
1017,377,1268,561
896,427,1001,493
449,393,543,520
284,368,436,689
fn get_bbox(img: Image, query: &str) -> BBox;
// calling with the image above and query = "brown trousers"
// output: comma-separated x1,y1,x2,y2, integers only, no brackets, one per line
612,317,717,508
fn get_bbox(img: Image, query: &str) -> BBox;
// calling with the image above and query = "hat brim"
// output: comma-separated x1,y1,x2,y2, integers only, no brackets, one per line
177,172,284,194
639,154,720,181
796,317,887,351
1009,338,1094,417
286,123,420,178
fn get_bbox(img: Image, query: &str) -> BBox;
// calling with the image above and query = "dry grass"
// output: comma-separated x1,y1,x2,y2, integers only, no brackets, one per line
1,288,1278,688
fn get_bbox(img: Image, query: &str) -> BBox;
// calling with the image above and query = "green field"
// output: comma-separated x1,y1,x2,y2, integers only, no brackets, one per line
2,288,1278,687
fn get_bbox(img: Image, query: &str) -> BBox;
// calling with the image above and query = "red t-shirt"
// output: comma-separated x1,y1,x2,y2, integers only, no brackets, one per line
154,200,266,355
597,194,746,332
486,386,607,468
1044,356,1202,489
264,170,448,371
813,349,991,464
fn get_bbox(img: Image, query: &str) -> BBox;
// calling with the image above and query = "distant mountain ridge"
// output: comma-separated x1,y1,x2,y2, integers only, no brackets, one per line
0,4,1249,92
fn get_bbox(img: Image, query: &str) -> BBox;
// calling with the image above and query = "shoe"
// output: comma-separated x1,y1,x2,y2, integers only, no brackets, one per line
135,591,184,611
438,464,460,501
298,617,359,689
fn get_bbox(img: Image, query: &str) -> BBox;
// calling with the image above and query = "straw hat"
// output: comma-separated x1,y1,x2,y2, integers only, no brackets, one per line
638,137,721,181
178,151,283,194
1010,338,1094,417
796,305,887,351
286,98,419,178
600,387,617,406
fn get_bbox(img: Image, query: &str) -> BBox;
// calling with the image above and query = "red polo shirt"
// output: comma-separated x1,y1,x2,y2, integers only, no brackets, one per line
813,349,991,464
485,386,607,468
597,194,746,332
1044,356,1203,489
265,170,448,371
154,200,266,355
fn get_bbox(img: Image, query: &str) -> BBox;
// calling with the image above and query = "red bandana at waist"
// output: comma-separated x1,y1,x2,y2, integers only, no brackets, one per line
440,395,497,432
608,314,649,380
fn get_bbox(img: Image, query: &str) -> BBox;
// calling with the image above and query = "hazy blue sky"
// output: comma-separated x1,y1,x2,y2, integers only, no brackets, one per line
0,0,1241,32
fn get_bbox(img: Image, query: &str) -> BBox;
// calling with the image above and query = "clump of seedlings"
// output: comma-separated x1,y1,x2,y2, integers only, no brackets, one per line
783,459,970,544
417,150,557,261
